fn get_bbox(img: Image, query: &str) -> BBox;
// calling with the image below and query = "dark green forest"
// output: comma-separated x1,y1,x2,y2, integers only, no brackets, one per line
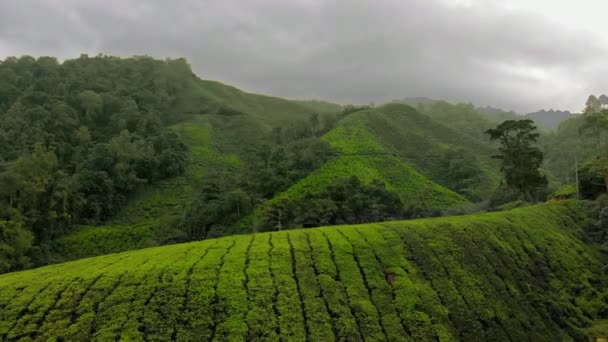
0,56,196,272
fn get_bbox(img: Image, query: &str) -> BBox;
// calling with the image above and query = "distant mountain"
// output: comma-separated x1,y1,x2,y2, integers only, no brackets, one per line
477,106,574,130
525,109,573,130
477,106,521,122
400,97,439,106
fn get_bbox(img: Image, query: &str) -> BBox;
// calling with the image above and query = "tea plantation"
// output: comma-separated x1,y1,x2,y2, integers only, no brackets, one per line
0,201,605,341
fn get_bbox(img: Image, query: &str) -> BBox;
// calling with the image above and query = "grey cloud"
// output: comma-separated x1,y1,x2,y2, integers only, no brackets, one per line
0,0,606,112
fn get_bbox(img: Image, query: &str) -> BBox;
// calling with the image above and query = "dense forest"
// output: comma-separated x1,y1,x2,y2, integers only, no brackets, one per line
0,56,197,272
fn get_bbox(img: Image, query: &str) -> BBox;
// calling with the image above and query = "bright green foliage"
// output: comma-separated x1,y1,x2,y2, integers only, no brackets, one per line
45,69,343,265
550,184,577,198
0,201,605,341
48,116,230,260
355,103,501,199
258,118,468,216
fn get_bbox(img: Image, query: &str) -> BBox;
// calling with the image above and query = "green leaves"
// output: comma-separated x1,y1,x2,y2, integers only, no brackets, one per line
0,56,191,268
486,119,547,200
0,220,33,273
0,201,605,340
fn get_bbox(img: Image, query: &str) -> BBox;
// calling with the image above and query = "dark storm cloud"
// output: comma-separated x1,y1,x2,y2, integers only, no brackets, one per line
0,0,605,112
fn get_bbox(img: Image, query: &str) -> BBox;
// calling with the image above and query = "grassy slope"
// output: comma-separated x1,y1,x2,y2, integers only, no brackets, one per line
261,116,468,212
50,77,340,260
363,103,501,198
188,79,342,127
51,116,236,259
1,201,605,341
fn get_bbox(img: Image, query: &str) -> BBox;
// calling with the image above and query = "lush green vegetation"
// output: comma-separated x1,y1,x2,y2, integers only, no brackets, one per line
6,53,605,308
0,201,605,341
486,119,547,201
0,55,193,272
0,55,345,271
351,103,501,200
243,115,469,233
413,101,495,141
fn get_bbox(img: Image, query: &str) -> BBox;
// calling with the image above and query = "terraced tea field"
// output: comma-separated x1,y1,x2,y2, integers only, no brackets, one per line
0,201,605,341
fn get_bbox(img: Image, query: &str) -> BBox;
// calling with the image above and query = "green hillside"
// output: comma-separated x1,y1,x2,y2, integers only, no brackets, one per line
49,115,239,260
37,57,343,262
260,116,468,213
51,92,331,259
0,201,605,341
360,103,501,199
412,101,496,141
182,79,342,127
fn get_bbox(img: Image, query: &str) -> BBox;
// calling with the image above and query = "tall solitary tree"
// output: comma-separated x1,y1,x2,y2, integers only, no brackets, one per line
486,119,547,201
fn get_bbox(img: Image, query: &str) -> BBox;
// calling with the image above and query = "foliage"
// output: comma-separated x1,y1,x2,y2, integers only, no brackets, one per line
356,103,501,200
414,100,495,141
549,184,577,198
0,54,341,270
260,176,405,230
177,115,338,239
486,119,547,200
0,220,33,273
0,55,191,268
436,148,484,201
495,200,531,211
0,201,605,340
248,117,469,231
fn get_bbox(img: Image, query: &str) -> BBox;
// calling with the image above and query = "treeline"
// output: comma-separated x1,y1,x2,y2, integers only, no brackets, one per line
541,95,608,200
0,55,192,272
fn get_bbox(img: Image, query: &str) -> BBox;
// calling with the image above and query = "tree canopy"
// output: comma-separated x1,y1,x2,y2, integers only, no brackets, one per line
0,55,190,271
486,119,547,201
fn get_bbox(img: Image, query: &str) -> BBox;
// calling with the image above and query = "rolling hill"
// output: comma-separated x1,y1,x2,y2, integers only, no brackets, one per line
46,60,344,262
256,111,469,215
341,103,501,199
525,109,573,130
0,201,605,341
177,78,342,128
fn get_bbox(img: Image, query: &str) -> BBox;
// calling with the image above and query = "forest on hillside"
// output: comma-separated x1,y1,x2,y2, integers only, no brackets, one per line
0,56,410,272
1,55,607,277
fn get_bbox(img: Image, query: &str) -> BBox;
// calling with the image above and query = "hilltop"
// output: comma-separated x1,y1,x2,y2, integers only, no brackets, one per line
525,109,574,130
0,201,605,341
249,106,471,223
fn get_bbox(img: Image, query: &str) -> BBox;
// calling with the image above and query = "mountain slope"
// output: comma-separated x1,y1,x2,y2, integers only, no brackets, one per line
0,201,605,341
50,115,240,259
181,78,342,127
348,103,501,199
261,116,468,212
48,63,344,261
526,109,573,130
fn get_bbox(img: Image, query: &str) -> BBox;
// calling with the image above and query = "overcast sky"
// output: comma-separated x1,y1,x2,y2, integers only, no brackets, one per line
0,0,606,113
